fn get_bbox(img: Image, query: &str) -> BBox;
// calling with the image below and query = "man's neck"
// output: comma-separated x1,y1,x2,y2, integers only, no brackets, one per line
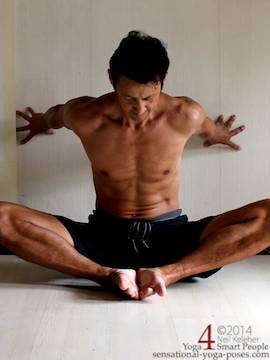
122,115,153,130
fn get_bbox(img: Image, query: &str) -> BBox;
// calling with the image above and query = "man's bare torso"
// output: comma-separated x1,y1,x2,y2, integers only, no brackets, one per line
67,92,196,219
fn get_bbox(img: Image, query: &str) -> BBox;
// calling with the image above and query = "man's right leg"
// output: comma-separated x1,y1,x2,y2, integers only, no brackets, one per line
0,202,139,299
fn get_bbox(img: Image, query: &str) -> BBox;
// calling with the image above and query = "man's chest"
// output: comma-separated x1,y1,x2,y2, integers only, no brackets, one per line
80,121,186,180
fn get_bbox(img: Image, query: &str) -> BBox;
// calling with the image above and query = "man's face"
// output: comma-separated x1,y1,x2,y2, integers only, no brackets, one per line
115,75,161,123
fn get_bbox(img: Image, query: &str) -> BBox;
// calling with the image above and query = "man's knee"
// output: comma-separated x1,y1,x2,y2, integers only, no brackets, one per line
261,198,270,208
0,201,25,242
239,198,270,221
254,198,270,219
242,199,270,234
0,202,15,249
0,201,15,224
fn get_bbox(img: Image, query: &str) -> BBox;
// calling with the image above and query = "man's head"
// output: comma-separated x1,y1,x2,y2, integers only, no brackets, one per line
109,31,170,89
109,31,170,123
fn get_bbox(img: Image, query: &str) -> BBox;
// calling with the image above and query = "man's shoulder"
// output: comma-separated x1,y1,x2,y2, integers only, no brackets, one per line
67,93,115,117
161,94,200,114
170,96,201,114
163,94,205,134
65,93,116,133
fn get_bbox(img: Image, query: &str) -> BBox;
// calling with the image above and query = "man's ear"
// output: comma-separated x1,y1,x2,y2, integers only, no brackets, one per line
108,69,113,85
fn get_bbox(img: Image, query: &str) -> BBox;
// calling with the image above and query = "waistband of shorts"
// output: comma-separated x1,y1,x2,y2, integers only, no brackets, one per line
90,209,184,223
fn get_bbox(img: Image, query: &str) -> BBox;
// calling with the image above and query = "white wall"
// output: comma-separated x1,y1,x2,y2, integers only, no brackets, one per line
0,0,17,202
14,0,270,221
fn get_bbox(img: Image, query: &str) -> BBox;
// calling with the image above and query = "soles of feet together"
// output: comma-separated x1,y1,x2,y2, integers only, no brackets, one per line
105,246,270,300
108,268,167,300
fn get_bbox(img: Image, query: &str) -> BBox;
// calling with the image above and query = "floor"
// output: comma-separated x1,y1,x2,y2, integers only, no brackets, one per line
0,255,269,360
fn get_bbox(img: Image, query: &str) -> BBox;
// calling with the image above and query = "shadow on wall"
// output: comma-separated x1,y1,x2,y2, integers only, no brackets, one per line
16,129,91,192
184,135,230,158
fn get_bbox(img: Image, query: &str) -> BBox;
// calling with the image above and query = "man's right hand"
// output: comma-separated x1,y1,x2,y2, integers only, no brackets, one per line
16,107,54,144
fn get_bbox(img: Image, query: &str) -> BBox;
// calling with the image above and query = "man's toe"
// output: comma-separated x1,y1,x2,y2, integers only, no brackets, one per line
156,282,167,296
140,287,154,299
118,277,138,298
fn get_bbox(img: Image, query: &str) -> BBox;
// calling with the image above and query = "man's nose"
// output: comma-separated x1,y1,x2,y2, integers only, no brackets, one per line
134,101,146,114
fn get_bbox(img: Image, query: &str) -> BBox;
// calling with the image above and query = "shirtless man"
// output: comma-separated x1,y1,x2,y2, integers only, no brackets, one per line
1,31,270,300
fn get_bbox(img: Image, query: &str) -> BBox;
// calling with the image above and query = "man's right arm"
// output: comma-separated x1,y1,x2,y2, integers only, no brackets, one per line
16,96,95,144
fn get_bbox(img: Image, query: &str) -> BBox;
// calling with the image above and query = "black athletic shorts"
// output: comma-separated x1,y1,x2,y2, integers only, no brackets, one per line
52,209,221,278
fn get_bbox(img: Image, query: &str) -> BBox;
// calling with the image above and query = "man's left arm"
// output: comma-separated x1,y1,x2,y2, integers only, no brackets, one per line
193,103,245,150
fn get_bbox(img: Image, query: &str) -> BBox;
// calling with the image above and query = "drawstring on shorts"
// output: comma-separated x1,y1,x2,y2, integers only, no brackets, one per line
128,221,152,253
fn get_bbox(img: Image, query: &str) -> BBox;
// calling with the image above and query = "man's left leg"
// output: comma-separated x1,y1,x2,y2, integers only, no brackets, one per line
138,199,270,298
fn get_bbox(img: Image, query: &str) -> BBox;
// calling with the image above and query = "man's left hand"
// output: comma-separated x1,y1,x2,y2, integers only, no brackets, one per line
204,114,245,150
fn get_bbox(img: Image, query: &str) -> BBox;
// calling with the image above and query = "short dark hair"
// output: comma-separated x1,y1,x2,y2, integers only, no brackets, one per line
109,31,170,89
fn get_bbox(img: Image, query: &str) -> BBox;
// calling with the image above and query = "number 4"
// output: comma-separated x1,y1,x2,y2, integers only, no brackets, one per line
198,324,215,350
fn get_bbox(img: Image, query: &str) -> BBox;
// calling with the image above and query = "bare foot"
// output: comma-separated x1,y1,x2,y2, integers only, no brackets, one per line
109,269,139,300
137,268,167,299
